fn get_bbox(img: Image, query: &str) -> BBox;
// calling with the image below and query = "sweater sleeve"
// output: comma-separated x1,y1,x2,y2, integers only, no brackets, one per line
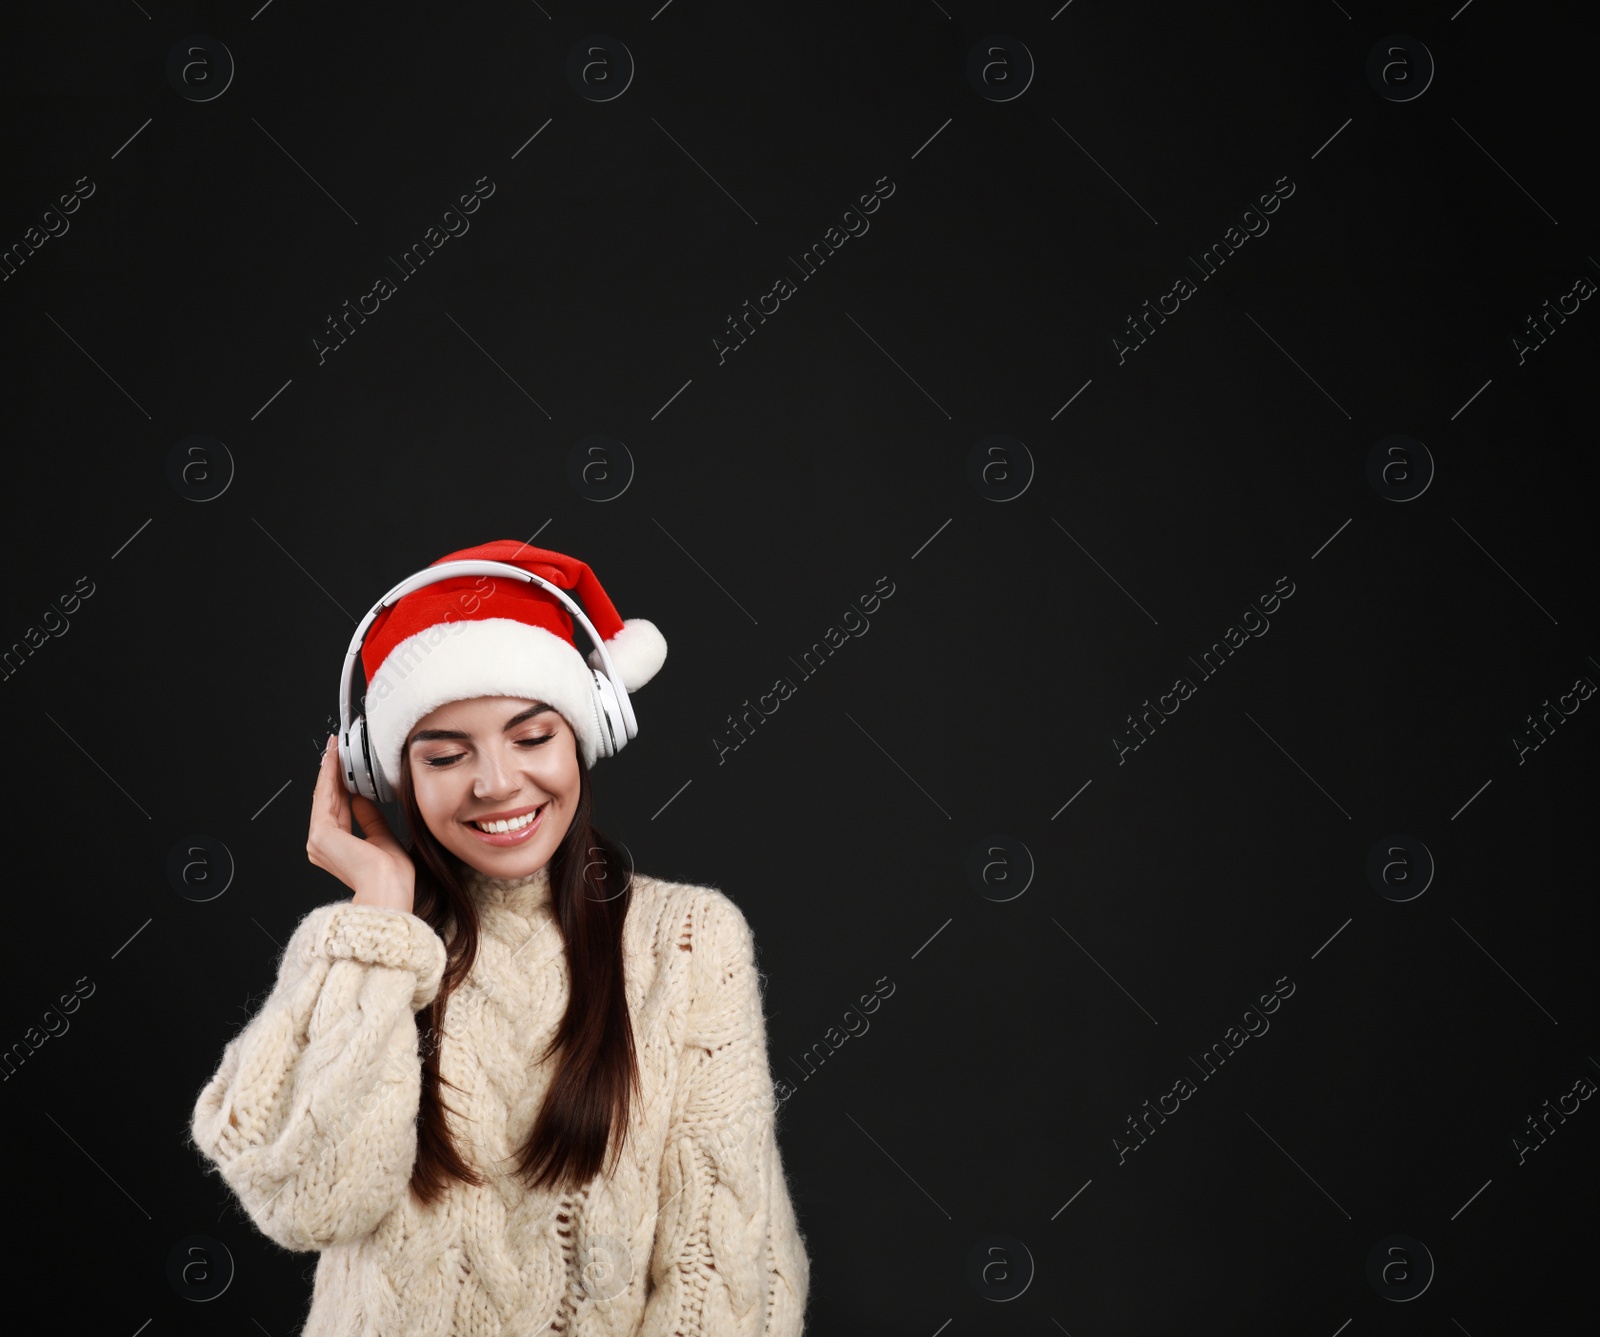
641,890,810,1336
189,899,447,1253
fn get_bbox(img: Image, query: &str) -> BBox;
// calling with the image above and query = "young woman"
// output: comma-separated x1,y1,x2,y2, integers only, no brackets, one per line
190,540,810,1335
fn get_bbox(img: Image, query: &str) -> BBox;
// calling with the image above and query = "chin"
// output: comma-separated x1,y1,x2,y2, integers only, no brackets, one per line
459,842,552,880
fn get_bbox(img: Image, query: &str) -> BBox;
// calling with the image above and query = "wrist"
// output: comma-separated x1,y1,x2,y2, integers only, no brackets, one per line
351,873,414,913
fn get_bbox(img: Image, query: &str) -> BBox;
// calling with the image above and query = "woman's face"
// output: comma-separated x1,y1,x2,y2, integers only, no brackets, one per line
405,695,581,879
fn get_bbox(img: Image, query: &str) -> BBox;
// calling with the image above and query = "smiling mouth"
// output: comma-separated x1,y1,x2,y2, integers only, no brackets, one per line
467,802,548,834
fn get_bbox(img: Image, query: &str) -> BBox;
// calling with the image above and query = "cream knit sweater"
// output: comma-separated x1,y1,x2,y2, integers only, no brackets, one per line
190,865,809,1336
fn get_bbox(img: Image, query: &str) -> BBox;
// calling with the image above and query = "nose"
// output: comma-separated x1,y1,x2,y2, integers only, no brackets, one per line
468,748,520,801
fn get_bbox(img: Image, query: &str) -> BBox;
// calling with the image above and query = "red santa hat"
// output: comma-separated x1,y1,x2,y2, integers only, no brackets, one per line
361,540,666,781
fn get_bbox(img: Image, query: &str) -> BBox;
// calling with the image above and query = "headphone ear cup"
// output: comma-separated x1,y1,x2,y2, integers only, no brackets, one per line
338,724,366,799
590,669,625,758
341,716,392,803
360,715,394,804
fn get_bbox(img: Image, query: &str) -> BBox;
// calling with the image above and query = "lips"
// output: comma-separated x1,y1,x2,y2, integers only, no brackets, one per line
469,802,541,829
464,801,548,847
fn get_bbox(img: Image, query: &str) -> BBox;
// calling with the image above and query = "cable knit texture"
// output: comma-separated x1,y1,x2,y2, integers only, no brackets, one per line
190,867,809,1335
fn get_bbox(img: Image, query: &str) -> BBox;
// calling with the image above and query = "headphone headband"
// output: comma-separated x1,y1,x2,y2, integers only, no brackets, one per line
337,558,639,801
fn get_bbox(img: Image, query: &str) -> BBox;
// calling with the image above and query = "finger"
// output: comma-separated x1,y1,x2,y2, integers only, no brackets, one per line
308,742,334,865
327,749,353,832
310,738,333,826
313,737,352,834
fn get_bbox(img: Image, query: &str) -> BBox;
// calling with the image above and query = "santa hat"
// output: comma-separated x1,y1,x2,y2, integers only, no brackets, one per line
361,540,666,781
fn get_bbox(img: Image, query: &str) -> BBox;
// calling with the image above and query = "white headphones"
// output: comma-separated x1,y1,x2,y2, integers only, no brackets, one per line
337,559,640,803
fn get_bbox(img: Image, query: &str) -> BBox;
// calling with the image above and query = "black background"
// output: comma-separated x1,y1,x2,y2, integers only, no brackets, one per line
2,1,1595,1333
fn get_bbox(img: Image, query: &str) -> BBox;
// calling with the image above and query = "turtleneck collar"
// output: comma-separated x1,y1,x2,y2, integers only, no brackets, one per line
463,861,554,916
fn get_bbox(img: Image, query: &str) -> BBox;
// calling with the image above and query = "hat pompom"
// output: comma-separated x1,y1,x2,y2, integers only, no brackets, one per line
588,617,667,691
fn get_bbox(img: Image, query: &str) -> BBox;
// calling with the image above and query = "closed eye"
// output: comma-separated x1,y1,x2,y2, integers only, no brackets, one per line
421,735,553,767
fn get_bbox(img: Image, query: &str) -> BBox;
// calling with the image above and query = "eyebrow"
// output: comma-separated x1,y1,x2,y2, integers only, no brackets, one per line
409,703,554,745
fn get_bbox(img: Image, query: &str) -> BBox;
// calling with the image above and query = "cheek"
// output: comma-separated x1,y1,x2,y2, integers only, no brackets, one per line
524,736,582,798
411,767,463,829
536,753,582,805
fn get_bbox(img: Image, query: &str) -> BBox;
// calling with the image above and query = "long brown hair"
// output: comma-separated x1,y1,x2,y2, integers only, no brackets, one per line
396,742,640,1205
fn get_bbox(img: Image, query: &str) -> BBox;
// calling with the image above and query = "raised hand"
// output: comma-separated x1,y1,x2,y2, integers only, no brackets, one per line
306,736,416,913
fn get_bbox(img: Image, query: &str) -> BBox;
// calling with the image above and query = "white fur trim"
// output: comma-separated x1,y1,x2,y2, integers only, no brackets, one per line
365,618,601,785
587,617,667,691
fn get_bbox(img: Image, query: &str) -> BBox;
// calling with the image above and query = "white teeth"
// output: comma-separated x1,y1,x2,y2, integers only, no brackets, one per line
473,805,542,833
